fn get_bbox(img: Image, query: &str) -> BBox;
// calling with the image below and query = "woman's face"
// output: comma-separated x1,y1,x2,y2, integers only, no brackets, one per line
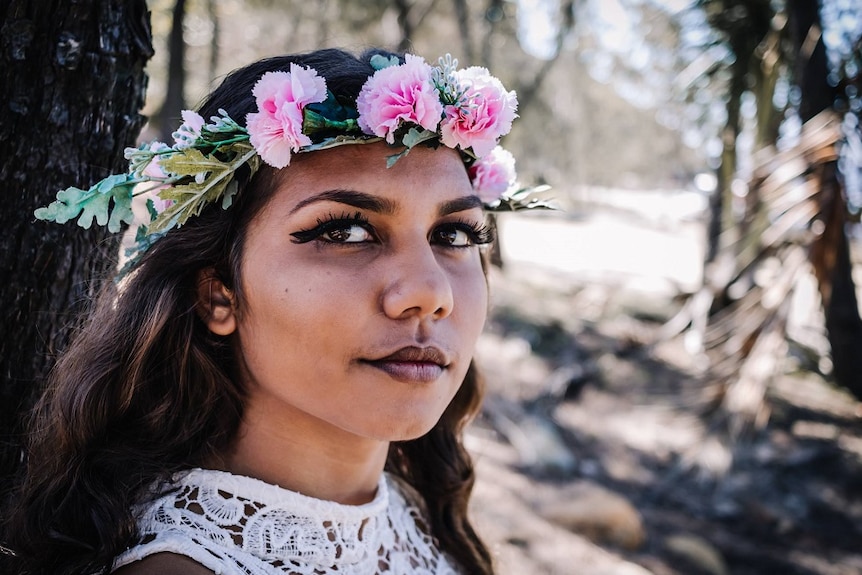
226,142,488,443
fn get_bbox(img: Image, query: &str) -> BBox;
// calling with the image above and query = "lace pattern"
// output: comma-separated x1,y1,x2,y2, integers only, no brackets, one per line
112,469,461,575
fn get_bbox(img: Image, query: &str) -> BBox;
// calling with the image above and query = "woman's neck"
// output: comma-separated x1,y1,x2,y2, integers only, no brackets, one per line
216,395,389,506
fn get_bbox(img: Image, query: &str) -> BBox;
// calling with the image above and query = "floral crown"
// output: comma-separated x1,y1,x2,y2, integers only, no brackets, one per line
36,53,551,274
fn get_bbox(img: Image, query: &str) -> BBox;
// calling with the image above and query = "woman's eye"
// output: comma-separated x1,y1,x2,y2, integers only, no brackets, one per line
436,227,473,247
291,215,376,245
323,224,373,243
432,222,493,248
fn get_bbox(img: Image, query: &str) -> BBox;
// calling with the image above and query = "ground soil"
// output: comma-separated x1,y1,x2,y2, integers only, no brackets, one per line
467,207,862,575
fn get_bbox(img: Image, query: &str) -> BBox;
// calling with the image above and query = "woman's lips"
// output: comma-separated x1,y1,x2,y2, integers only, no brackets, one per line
361,346,449,383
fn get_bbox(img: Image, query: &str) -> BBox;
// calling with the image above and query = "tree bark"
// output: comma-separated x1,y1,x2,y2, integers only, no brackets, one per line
0,0,153,491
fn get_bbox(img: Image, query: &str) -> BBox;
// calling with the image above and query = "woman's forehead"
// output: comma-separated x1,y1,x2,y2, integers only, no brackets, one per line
272,143,474,205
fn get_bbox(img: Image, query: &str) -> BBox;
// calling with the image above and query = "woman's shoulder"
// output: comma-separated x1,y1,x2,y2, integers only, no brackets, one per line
112,552,215,575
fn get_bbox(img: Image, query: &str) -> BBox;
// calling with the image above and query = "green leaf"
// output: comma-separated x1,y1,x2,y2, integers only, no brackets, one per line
401,127,437,149
34,186,90,224
386,148,410,168
159,148,229,180
35,173,137,232
146,146,258,234
96,173,131,194
145,198,158,221
305,91,360,123
303,108,362,135
370,54,400,70
383,128,439,168
118,226,167,281
303,134,380,152
221,179,238,209
491,185,558,212
107,187,135,233
77,192,112,229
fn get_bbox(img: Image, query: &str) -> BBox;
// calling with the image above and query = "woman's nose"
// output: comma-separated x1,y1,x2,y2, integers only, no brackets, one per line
381,243,454,321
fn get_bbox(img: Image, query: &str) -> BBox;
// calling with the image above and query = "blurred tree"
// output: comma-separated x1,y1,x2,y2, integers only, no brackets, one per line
0,1,153,492
153,0,187,142
789,0,862,399
207,0,220,88
668,0,862,431
697,0,776,263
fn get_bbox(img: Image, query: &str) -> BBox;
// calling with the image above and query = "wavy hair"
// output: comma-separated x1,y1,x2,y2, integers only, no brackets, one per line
1,48,493,575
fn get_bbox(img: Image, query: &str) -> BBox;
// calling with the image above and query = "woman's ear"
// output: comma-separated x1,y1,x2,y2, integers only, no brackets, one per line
196,269,237,336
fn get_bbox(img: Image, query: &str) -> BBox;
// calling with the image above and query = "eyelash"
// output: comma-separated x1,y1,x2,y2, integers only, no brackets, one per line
291,211,370,244
440,219,496,247
290,213,496,247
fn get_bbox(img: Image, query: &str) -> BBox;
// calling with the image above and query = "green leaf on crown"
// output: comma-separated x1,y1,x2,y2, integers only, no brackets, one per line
385,127,439,168
117,224,168,280
146,144,259,234
303,134,381,152
401,127,437,149
370,54,400,70
303,108,361,136
34,173,136,233
305,91,360,122
159,147,229,180
490,185,557,212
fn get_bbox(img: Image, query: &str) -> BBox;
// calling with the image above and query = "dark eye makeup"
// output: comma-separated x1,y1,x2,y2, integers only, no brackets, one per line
432,220,495,247
291,212,372,244
290,211,495,247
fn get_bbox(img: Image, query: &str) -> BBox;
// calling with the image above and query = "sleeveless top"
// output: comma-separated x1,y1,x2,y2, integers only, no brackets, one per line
112,468,462,575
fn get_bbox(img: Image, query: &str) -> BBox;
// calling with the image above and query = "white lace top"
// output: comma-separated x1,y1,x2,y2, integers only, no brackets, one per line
112,468,462,575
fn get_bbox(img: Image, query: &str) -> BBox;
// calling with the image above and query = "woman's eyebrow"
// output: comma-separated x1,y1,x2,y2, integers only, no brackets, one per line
290,189,397,215
438,195,482,216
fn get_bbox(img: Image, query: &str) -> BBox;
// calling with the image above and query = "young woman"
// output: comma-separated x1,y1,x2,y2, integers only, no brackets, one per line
2,47,540,575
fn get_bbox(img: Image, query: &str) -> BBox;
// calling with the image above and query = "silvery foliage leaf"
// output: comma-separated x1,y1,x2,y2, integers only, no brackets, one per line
118,219,167,280
489,185,557,212
34,173,137,233
432,54,463,106
386,127,439,168
369,54,401,71
207,110,244,133
303,134,381,152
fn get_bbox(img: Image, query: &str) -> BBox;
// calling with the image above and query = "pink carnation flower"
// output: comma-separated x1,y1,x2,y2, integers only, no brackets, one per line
356,54,444,143
469,146,517,203
246,64,328,168
440,67,518,158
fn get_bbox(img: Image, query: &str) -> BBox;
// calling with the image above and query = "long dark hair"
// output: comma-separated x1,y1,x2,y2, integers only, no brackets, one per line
1,48,493,575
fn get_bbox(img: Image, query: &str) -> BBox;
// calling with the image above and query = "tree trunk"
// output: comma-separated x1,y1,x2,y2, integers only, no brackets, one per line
789,0,862,399
0,0,153,491
208,0,220,83
810,162,862,399
394,0,415,52
707,35,747,265
155,0,186,142
452,0,474,64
